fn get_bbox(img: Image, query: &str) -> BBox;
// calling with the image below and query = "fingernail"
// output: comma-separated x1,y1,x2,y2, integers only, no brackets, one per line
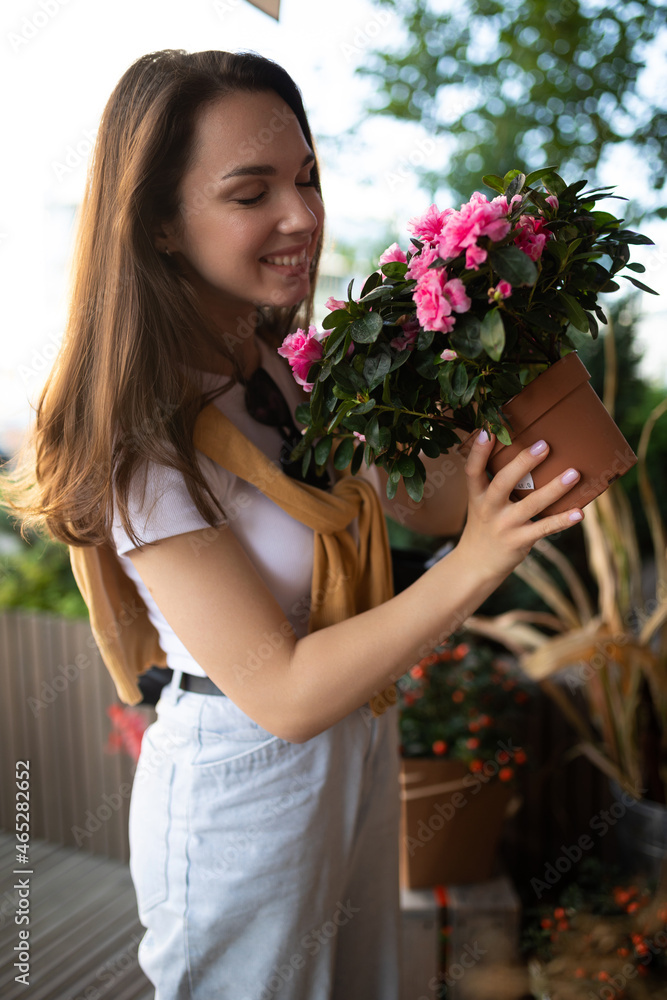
477,429,489,444
530,440,547,456
568,510,583,522
561,468,579,485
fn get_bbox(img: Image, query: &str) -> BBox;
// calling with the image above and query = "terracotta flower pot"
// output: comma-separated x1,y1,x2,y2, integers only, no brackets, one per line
399,758,514,889
463,352,637,517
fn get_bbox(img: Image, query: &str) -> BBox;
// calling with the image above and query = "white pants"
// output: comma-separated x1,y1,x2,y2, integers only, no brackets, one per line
128,670,402,999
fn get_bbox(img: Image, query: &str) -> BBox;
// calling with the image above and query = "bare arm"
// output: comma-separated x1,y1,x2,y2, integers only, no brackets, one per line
128,434,583,742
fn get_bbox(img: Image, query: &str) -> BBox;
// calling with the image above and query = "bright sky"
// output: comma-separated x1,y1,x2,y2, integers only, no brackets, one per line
1,0,665,451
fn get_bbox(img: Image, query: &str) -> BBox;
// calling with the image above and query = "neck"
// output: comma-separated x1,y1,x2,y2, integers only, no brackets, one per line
180,264,262,379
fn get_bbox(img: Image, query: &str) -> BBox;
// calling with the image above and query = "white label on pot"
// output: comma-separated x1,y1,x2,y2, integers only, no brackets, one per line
515,473,535,491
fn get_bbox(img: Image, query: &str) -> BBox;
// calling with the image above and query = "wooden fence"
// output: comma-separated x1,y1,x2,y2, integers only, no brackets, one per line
0,610,155,863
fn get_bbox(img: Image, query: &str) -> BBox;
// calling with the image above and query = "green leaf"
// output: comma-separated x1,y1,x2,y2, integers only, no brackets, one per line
505,171,526,200
540,171,567,196
389,348,413,373
350,311,383,344
364,413,381,451
419,438,440,459
620,274,659,295
385,477,399,501
333,436,354,470
413,351,440,380
346,278,355,300
350,398,375,415
294,403,311,425
556,291,590,332
324,323,350,357
322,309,350,331
452,362,468,396
380,261,408,279
332,362,365,394
363,349,392,389
417,327,434,350
525,166,559,187
350,443,365,475
615,230,654,246
496,425,513,447
482,173,505,194
397,453,415,477
489,247,538,286
449,315,482,359
314,435,333,466
480,309,506,361
360,270,382,297
404,473,424,503
626,262,646,273
359,285,393,304
460,375,480,407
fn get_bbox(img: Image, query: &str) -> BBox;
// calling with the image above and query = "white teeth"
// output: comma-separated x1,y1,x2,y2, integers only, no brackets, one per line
263,248,307,266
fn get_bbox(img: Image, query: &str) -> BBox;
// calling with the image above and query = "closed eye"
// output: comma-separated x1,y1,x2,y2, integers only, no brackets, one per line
235,192,266,206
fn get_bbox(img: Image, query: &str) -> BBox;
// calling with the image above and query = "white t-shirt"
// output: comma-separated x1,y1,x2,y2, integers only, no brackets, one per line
111,337,317,677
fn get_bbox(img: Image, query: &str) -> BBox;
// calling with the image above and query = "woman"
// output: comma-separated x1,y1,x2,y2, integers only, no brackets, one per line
8,49,584,999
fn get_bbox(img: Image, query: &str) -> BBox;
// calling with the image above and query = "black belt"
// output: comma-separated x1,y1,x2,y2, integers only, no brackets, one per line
179,673,226,696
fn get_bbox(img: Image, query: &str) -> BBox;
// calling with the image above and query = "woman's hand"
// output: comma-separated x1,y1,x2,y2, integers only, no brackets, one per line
456,429,583,579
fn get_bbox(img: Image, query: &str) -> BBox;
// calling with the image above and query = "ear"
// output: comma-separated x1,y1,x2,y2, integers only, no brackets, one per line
153,219,179,255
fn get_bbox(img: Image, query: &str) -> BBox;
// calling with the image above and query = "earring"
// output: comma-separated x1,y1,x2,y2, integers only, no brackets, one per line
164,248,172,257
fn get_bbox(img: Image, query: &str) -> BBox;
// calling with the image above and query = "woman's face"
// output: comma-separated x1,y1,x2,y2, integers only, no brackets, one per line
162,90,324,329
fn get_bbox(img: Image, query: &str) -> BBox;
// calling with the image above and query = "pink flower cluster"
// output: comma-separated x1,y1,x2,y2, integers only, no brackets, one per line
397,190,553,334
277,325,326,392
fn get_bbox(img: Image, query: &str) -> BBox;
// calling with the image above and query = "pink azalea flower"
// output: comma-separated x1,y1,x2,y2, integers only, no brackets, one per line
378,242,407,265
440,349,458,362
545,194,559,212
407,203,451,243
444,278,472,314
413,270,471,333
492,193,523,215
464,244,488,270
277,325,326,391
353,431,366,443
438,191,511,264
406,244,440,281
488,279,513,303
514,214,550,261
390,317,420,351
324,296,346,312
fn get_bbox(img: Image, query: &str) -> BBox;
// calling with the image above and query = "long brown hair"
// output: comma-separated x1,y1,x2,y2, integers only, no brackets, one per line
5,49,323,547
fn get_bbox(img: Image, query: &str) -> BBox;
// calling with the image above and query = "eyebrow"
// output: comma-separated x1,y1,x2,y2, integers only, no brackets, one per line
220,152,315,181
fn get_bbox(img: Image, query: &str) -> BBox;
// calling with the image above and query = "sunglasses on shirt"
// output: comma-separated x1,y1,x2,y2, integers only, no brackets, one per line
243,366,331,491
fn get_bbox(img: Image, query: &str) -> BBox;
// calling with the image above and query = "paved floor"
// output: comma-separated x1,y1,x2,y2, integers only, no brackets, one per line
0,830,153,1000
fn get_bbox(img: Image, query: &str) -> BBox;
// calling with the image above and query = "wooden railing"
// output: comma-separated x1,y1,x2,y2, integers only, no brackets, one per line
0,610,155,863
0,608,611,878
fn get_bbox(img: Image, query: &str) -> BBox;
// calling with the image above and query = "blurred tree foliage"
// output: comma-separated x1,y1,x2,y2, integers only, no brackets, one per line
361,0,667,211
0,501,87,618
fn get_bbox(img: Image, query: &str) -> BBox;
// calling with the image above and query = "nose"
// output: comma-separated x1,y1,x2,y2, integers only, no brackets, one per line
276,186,321,237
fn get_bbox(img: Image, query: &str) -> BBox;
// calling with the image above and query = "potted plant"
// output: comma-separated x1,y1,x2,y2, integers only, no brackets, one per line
464,345,667,880
397,633,535,888
278,169,656,509
520,858,667,999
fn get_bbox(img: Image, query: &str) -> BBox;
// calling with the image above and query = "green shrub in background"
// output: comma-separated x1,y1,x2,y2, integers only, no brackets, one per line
0,500,87,618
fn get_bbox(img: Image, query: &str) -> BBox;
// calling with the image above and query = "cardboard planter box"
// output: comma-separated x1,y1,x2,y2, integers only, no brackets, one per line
399,758,514,889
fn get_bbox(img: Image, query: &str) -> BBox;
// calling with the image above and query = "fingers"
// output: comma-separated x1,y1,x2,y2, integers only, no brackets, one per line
464,429,496,501
530,505,584,542
465,432,585,529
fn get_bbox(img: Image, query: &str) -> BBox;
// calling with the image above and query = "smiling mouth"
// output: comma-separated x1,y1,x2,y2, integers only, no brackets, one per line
260,248,308,267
